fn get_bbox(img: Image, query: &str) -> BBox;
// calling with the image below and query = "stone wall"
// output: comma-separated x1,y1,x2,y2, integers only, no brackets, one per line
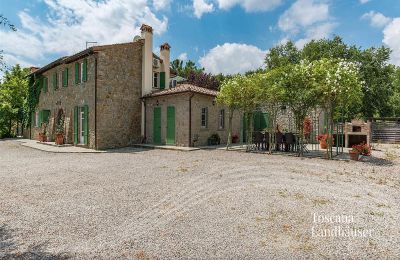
96,42,143,149
145,93,190,146
145,93,241,147
32,55,96,149
191,94,241,146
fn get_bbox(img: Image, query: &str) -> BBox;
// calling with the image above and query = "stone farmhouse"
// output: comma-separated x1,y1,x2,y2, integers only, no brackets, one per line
28,24,241,149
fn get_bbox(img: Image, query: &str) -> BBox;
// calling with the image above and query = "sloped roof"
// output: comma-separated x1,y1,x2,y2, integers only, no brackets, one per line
143,84,218,98
31,41,145,75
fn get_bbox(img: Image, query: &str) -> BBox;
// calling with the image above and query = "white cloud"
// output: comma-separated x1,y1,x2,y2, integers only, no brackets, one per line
177,52,188,60
276,0,336,48
192,0,283,18
216,0,283,12
295,22,337,48
278,0,330,34
359,0,371,4
362,11,392,28
153,0,172,10
383,18,400,66
193,0,214,18
199,43,266,74
0,0,168,70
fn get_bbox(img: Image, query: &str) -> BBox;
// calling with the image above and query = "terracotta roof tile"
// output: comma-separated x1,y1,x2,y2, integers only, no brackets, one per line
143,84,218,98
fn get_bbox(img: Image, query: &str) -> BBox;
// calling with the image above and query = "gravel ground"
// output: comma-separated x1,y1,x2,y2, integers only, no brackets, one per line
0,139,399,259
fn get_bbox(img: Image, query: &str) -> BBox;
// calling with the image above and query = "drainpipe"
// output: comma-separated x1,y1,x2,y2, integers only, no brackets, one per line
143,99,147,142
94,55,98,149
189,93,194,147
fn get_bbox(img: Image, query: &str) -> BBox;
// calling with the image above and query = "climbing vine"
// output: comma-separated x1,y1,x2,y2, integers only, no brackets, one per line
26,74,42,127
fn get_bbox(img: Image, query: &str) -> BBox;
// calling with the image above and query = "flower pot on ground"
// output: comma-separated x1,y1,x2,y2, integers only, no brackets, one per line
55,113,65,145
349,150,360,161
55,133,64,145
207,133,221,146
38,133,47,142
317,134,333,149
350,142,372,161
38,123,48,142
232,134,239,144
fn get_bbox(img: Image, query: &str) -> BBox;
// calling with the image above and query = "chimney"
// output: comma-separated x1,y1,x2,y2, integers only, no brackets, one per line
160,43,171,89
140,24,153,137
140,24,153,96
30,67,40,74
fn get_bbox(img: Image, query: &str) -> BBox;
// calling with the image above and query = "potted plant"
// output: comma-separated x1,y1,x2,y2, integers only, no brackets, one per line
232,134,239,144
38,123,48,142
207,133,221,146
55,115,65,145
317,134,334,149
350,142,371,161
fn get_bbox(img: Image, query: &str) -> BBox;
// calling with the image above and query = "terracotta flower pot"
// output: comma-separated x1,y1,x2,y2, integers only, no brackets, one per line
38,133,47,142
320,140,327,149
349,151,360,161
55,133,64,145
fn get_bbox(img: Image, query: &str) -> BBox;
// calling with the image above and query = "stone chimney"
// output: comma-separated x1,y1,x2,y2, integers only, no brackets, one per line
30,67,40,74
160,43,171,89
140,24,153,96
140,24,153,137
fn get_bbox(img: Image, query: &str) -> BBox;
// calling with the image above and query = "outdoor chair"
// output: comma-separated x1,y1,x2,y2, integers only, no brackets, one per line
284,133,296,152
276,132,284,151
264,132,270,151
253,131,264,151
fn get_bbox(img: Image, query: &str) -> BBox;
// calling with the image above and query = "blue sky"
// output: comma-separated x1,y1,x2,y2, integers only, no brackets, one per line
1,0,399,76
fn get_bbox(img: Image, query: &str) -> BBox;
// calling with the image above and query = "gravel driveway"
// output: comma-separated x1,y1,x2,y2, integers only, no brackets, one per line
1,139,399,259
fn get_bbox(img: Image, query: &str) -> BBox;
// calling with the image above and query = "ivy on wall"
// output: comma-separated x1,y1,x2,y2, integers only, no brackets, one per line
26,74,42,127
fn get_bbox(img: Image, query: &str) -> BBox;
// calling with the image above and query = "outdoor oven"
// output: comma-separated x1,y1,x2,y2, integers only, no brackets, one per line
344,119,371,148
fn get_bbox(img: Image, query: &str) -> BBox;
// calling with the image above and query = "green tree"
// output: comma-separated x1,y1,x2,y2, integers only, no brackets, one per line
0,65,30,138
312,58,363,158
256,70,285,154
266,36,397,119
216,76,242,149
389,67,400,116
265,41,301,70
0,14,17,71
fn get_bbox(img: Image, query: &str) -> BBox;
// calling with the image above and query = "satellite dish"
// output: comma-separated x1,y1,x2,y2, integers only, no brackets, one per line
133,35,142,42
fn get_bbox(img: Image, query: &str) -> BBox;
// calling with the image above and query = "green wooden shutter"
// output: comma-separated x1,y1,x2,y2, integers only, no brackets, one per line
42,110,50,124
53,72,57,90
63,68,68,87
75,62,79,84
160,72,165,89
73,106,78,144
260,113,268,130
43,77,48,92
82,59,87,82
84,105,89,145
39,110,43,126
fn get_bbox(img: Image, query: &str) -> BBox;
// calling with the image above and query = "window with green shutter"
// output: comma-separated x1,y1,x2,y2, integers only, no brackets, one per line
63,68,68,87
75,62,80,84
43,77,48,92
73,106,78,144
82,59,87,82
42,110,50,124
53,72,58,90
160,72,165,89
83,105,89,145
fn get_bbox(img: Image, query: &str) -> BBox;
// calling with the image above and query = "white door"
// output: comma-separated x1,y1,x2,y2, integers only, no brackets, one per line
79,109,85,144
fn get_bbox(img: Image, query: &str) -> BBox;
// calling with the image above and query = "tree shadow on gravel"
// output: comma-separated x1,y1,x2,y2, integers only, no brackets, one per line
0,224,70,260
360,156,395,166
